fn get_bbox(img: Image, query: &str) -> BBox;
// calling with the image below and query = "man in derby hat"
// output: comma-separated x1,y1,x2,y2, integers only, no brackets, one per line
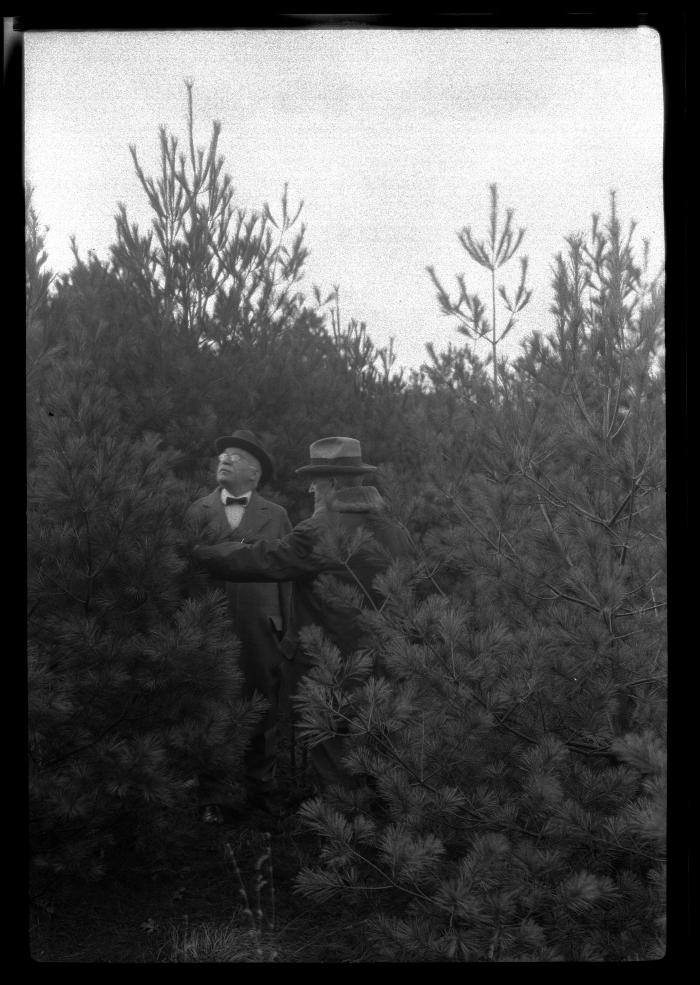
188,429,292,821
193,436,412,793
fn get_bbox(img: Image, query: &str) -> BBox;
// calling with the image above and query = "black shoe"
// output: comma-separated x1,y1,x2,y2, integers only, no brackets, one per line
199,804,224,824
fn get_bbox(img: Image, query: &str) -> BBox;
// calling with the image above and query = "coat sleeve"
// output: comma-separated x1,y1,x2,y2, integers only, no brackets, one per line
194,520,326,583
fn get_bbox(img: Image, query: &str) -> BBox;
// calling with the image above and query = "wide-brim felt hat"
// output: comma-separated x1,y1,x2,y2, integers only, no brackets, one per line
214,429,274,484
295,436,377,475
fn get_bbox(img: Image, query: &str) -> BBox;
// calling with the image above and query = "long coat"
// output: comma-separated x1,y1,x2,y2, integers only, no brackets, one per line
193,486,412,686
187,488,293,685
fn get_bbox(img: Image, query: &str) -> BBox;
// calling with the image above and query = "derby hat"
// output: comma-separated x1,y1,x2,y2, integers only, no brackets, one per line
214,429,274,484
295,436,377,476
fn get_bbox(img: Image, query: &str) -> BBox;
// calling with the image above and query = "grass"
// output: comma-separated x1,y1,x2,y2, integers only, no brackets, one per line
165,918,279,963
29,796,376,963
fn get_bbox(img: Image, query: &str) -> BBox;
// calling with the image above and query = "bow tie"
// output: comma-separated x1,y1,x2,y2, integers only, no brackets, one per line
225,496,248,507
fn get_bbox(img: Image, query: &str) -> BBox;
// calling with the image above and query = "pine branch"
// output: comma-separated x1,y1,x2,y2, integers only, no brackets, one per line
439,487,604,616
536,495,575,569
40,695,139,769
39,572,89,611
394,521,447,598
617,601,667,618
522,470,619,540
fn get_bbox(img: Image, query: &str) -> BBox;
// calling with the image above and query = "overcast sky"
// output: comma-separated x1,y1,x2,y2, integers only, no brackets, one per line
24,27,665,372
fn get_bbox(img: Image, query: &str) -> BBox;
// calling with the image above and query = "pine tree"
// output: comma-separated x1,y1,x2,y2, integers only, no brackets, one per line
291,197,666,961
427,183,532,403
25,182,53,337
111,79,310,351
27,284,263,888
47,247,223,486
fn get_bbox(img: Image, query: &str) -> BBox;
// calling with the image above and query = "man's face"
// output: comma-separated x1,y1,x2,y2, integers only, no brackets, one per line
216,448,261,491
309,476,335,513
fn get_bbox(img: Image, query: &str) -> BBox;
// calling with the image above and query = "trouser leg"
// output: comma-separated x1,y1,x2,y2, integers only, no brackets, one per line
240,639,282,789
279,652,311,785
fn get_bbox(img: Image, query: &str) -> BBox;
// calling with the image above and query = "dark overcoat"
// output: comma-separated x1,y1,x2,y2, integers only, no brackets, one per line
193,486,412,683
187,489,293,679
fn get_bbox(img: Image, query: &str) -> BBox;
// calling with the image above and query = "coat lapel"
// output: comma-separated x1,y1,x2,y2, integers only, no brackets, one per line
236,491,271,540
199,489,232,538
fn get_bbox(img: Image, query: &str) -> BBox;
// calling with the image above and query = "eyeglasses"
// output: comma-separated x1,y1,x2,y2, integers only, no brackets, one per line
218,451,259,471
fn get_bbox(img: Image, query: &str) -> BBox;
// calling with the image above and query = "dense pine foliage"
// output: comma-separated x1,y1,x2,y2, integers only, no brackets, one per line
26,90,666,960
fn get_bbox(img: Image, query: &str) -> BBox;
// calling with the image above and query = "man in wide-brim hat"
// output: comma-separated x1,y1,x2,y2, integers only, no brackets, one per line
188,429,292,821
194,436,412,793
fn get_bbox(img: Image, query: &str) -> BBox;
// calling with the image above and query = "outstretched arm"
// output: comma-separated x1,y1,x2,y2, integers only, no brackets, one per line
193,521,324,583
